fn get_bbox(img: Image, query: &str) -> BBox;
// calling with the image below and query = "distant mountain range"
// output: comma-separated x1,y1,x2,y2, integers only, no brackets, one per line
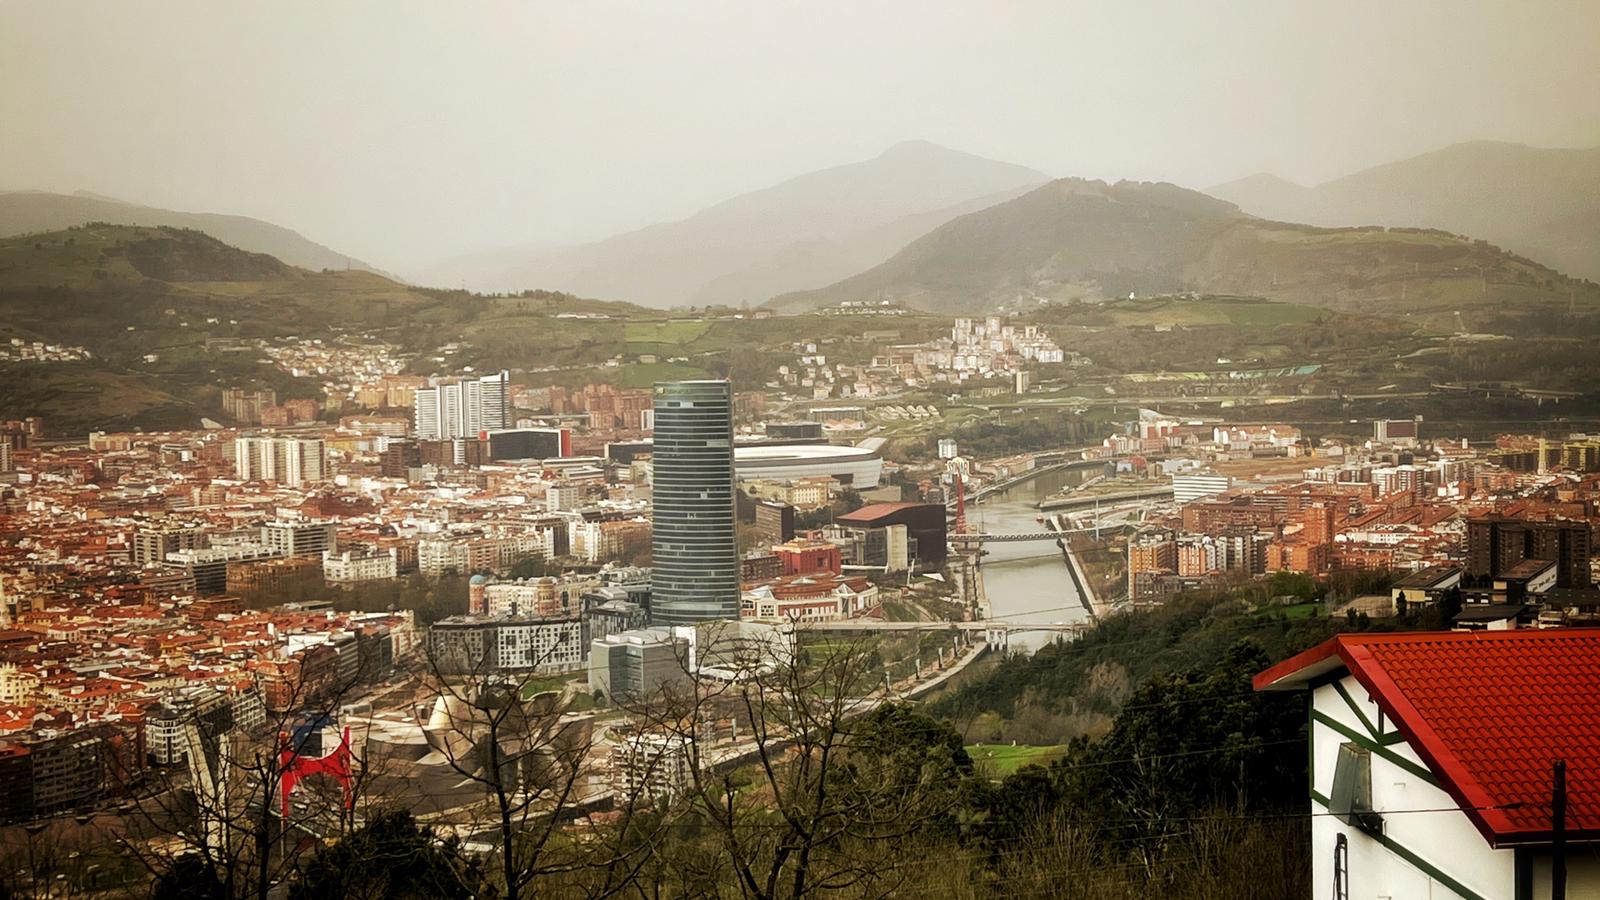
1210,141,1600,282
415,141,1051,307
0,190,384,275
769,177,1597,320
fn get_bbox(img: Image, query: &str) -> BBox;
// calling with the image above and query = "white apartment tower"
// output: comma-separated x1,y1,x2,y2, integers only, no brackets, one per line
414,370,508,440
478,369,510,431
234,437,326,487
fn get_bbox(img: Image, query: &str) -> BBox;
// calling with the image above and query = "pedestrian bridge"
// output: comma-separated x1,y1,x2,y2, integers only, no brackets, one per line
949,530,1063,543
949,522,1119,543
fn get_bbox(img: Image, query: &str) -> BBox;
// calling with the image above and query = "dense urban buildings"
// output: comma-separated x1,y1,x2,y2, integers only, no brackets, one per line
649,380,740,624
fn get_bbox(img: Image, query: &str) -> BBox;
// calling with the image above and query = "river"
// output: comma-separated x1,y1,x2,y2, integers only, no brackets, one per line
967,466,1094,653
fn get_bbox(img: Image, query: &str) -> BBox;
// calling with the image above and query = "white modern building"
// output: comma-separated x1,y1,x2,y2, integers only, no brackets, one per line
495,617,585,674
546,484,583,512
1171,472,1231,505
261,519,337,559
1256,630,1600,900
731,443,882,489
427,614,584,675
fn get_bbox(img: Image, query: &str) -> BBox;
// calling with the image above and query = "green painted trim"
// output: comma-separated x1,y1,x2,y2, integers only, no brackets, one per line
1375,828,1494,900
1333,680,1380,737
1312,710,1441,788
1310,793,1494,900
1333,679,1408,744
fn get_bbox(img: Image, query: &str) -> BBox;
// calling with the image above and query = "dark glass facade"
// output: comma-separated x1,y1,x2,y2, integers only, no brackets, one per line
650,381,739,623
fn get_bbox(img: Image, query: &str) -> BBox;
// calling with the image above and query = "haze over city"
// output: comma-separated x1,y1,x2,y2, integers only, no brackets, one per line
4,0,1598,268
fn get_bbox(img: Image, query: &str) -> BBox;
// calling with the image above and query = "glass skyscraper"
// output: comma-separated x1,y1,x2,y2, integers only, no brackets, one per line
650,380,739,624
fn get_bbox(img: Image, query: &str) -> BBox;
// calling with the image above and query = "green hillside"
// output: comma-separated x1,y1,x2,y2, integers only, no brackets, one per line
769,178,1600,329
0,224,955,435
0,225,620,433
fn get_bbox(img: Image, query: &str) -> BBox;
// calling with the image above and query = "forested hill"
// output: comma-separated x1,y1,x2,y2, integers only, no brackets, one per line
769,177,1599,319
929,574,1439,744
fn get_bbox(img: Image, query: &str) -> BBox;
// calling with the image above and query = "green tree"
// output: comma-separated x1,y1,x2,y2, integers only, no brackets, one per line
1049,639,1306,844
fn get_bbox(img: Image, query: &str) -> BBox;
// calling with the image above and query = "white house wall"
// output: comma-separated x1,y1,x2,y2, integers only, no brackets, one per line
1310,677,1515,900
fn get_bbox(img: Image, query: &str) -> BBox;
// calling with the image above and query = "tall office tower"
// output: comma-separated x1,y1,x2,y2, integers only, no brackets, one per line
235,436,276,482
650,380,739,624
478,370,510,431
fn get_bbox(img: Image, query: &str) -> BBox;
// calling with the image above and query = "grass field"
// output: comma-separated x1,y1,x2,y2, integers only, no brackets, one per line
625,319,712,345
517,673,597,711
968,743,1066,777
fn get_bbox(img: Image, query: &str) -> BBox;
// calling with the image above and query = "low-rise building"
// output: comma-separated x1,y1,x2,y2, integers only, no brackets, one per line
741,574,878,622
322,547,399,584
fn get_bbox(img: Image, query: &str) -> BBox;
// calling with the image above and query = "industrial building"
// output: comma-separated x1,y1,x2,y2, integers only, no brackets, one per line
829,502,947,571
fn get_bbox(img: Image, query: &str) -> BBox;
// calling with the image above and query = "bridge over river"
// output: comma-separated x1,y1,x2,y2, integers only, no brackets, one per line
807,618,1091,651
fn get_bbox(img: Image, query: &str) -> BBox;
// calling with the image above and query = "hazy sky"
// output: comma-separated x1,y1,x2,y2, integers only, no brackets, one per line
3,1,1597,269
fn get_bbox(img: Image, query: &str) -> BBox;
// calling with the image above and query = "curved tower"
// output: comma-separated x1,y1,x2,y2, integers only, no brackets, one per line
650,380,739,623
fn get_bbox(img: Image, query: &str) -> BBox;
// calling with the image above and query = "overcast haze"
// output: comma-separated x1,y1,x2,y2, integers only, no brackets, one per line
3,0,1597,271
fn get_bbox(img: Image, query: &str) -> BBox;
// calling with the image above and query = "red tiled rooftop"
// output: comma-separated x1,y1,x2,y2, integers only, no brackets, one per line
1256,629,1600,845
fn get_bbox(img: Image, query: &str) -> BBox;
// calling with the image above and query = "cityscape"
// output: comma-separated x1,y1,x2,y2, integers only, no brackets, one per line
2,3,1598,898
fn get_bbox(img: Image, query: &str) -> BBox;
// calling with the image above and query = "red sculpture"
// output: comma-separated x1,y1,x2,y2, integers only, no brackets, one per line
278,726,354,816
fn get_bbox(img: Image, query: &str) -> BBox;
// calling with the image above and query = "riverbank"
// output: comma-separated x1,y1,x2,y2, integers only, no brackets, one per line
1059,537,1105,619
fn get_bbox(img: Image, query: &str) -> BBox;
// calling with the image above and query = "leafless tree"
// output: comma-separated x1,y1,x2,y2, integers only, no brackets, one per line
614,622,971,900
415,624,658,900
121,643,401,900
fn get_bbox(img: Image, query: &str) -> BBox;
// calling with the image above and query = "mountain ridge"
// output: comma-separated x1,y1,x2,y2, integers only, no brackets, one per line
768,176,1598,323
1209,141,1600,281
415,141,1051,306
0,190,388,277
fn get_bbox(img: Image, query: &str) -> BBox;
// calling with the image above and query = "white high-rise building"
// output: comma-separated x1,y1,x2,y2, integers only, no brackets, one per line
414,389,441,440
416,374,505,440
478,370,510,431
234,437,326,487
